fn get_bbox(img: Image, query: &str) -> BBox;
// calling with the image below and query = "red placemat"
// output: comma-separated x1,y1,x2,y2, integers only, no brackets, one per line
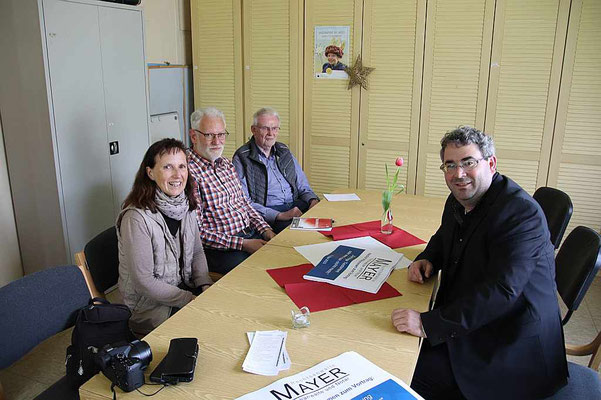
266,264,401,312
320,220,425,249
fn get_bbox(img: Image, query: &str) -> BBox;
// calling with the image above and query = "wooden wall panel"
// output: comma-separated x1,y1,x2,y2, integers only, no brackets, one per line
549,0,601,234
364,149,409,192
190,0,243,157
415,0,495,196
242,0,301,154
358,0,425,194
485,0,569,191
303,0,360,194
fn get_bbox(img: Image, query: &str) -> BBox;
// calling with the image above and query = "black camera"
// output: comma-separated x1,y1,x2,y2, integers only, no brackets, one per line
96,340,152,392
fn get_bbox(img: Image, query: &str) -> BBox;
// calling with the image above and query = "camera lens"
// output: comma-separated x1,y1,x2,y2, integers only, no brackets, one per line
129,340,152,366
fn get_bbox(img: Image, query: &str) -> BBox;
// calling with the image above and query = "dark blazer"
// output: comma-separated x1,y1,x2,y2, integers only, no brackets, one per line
419,173,568,399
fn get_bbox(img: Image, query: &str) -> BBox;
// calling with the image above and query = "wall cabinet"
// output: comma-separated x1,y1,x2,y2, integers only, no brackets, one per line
190,0,601,233
0,0,149,274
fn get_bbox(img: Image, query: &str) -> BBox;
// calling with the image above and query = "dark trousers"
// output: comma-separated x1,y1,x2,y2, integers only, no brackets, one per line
411,340,467,400
204,228,263,275
269,199,310,233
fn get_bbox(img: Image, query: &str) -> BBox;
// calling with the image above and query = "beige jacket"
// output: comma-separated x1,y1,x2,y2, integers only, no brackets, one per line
116,207,211,334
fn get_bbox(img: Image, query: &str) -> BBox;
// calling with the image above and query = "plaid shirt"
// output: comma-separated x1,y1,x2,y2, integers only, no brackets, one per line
187,148,271,250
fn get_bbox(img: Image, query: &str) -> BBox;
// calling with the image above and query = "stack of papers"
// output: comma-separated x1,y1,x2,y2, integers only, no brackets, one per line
242,330,290,376
295,236,411,271
302,244,401,294
290,217,333,231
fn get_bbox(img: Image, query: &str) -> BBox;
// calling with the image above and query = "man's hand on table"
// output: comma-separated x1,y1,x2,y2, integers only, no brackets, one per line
308,198,319,209
242,238,266,254
407,259,433,283
276,207,302,221
391,308,426,338
262,229,276,241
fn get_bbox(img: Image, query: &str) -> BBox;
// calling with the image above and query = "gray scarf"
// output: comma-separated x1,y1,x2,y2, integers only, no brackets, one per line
154,189,189,221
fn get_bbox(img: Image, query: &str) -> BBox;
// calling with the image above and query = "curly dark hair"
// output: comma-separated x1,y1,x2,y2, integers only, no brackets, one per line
324,45,343,58
440,126,496,161
122,138,197,212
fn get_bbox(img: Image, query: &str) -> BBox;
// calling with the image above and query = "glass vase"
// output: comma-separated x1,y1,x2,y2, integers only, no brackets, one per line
381,207,394,234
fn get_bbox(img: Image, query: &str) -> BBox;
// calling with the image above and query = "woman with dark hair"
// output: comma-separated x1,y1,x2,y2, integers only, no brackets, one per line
117,138,212,335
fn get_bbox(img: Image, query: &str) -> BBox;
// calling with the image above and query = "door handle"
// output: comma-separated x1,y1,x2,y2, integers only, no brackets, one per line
109,141,119,155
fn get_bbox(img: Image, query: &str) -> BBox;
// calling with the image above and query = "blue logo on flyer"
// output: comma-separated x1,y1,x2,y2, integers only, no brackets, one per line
306,245,364,280
351,379,417,400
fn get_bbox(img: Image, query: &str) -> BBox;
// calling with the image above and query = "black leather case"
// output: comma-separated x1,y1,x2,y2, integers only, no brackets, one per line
149,338,198,384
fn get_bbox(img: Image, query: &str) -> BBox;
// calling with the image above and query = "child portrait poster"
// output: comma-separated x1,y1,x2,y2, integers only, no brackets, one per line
314,26,350,79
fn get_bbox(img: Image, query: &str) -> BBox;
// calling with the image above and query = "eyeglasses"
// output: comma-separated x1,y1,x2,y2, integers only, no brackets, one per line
193,129,229,140
255,125,280,133
440,158,486,173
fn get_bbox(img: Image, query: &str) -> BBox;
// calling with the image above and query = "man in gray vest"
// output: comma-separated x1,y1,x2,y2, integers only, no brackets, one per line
233,107,319,233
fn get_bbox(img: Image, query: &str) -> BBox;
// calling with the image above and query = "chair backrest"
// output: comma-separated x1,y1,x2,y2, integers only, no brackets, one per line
533,186,573,249
75,259,104,299
84,226,119,294
0,265,91,369
555,226,601,325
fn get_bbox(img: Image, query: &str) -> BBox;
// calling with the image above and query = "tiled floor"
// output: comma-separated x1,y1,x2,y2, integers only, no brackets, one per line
1,281,600,400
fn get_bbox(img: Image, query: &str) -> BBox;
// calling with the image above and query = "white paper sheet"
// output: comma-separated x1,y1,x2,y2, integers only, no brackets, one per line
247,331,290,371
241,330,288,376
323,193,361,201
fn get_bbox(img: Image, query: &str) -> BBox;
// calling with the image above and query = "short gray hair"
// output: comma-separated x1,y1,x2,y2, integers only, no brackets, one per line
252,107,280,126
190,107,226,130
440,126,495,161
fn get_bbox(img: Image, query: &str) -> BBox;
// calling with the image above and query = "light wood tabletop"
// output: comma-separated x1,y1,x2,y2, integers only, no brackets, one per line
79,191,445,399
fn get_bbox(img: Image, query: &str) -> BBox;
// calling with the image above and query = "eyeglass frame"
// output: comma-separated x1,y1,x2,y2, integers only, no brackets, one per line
253,125,281,133
192,129,230,140
439,157,487,174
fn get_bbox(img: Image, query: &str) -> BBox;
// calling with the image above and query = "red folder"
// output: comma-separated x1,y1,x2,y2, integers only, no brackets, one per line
320,220,425,249
266,263,401,312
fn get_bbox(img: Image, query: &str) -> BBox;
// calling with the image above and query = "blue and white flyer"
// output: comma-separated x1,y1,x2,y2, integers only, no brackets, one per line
302,243,400,294
236,351,423,400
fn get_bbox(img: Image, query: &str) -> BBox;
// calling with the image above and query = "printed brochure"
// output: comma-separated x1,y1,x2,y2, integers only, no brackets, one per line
290,217,333,231
236,351,423,400
303,244,400,294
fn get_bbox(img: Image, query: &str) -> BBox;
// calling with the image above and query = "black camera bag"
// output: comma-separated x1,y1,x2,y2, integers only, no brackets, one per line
66,297,135,380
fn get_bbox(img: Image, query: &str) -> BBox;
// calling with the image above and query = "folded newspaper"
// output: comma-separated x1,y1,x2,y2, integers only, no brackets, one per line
303,245,400,294
236,351,423,400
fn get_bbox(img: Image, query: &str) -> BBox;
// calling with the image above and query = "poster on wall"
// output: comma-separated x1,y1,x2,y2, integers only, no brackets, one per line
314,26,350,79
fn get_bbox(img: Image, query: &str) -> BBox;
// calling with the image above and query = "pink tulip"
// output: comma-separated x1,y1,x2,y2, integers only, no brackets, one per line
395,157,404,167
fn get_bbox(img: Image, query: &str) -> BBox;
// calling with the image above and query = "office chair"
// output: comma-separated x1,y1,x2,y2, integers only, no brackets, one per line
79,225,223,289
0,265,92,399
556,226,601,326
555,226,601,370
533,186,573,249
80,226,120,298
545,362,601,399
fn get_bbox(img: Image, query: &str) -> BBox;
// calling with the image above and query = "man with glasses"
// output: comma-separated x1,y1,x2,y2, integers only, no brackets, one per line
390,126,567,399
233,107,319,233
187,107,275,275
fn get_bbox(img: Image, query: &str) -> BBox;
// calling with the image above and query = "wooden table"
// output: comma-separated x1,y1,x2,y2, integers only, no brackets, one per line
79,191,444,399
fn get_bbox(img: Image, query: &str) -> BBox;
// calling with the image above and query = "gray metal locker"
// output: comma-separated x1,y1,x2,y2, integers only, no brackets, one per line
0,0,150,274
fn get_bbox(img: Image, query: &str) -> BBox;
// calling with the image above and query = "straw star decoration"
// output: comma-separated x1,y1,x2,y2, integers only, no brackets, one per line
345,55,375,90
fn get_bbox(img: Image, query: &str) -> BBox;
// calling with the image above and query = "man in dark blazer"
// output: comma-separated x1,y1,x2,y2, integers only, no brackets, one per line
391,126,568,399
